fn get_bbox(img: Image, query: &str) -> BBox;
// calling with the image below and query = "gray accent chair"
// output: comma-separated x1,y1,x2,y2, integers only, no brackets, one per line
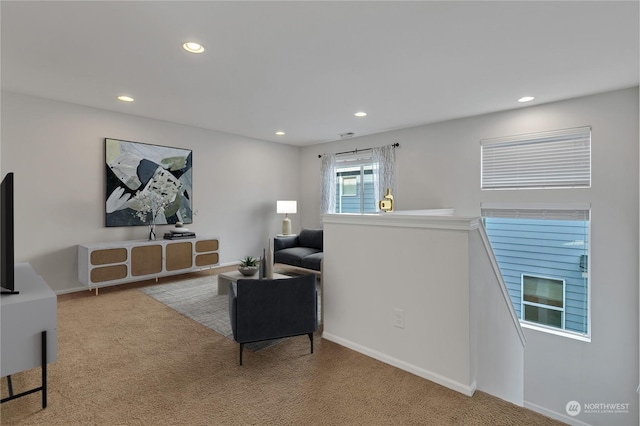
228,274,318,365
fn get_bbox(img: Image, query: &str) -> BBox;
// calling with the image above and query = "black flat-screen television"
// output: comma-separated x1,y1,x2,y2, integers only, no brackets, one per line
1,172,18,295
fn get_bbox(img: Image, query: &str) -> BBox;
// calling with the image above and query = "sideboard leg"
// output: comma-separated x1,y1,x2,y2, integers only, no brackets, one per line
6,375,13,397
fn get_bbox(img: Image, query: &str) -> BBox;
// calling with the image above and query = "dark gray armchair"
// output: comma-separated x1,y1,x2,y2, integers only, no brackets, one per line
228,274,318,365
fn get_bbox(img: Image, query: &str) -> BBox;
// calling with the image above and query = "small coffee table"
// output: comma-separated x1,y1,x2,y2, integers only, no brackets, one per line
217,271,291,295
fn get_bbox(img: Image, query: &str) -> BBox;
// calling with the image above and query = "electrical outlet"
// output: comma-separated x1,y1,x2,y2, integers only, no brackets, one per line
393,308,405,329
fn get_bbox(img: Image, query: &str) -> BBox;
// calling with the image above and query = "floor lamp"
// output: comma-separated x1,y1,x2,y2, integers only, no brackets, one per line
277,200,297,235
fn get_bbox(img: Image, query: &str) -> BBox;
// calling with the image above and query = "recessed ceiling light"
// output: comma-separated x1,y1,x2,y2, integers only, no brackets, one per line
518,96,535,103
117,95,134,102
182,42,204,54
354,111,367,117
275,131,285,136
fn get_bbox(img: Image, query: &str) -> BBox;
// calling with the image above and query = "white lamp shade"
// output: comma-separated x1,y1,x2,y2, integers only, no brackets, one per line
277,200,297,214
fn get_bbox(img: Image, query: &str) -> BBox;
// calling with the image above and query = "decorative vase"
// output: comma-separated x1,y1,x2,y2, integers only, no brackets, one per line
148,223,156,241
266,239,274,279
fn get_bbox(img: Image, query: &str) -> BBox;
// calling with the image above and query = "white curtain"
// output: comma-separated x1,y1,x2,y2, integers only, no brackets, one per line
372,145,397,205
320,153,336,214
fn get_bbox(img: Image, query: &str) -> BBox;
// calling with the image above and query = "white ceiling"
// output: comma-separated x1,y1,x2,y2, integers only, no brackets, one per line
2,1,638,146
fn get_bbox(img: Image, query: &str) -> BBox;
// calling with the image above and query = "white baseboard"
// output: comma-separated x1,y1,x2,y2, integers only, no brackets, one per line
322,331,476,397
524,401,592,426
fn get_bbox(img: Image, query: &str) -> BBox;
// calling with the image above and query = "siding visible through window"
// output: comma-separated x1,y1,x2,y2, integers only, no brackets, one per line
481,205,590,336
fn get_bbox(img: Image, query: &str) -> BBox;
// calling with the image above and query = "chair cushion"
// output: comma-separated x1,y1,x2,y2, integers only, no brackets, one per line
298,228,323,250
274,247,320,268
301,252,323,271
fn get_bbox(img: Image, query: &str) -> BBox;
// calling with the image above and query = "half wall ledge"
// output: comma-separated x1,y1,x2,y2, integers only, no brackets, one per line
321,210,480,231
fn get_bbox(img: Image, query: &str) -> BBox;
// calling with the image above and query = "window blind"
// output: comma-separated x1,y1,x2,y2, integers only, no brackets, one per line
481,126,591,189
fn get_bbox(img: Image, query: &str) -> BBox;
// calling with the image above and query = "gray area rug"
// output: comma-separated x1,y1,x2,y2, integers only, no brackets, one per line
140,275,280,352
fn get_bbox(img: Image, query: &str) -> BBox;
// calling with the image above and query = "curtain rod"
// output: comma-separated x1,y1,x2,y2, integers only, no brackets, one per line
318,142,399,158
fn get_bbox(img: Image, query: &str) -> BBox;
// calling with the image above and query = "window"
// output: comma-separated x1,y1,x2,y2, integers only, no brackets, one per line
341,176,358,197
481,126,591,189
522,275,565,329
335,162,376,213
320,144,397,215
482,205,590,336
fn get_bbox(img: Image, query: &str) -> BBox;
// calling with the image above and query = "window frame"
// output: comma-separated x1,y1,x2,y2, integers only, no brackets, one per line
339,175,358,197
521,274,566,329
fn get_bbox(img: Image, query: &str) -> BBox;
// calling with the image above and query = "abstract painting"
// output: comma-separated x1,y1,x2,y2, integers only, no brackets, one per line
105,138,193,227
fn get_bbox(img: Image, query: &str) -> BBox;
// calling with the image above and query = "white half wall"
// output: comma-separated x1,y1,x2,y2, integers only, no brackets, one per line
322,215,475,395
322,213,525,405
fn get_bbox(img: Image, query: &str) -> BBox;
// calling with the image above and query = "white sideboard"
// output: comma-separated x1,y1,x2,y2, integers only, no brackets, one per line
78,237,219,292
1,263,57,408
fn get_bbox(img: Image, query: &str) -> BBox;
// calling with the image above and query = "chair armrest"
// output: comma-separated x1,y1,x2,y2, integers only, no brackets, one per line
274,235,298,251
228,282,238,338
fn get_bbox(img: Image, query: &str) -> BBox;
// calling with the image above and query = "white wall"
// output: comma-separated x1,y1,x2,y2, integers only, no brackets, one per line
0,92,301,293
469,227,525,406
302,87,639,425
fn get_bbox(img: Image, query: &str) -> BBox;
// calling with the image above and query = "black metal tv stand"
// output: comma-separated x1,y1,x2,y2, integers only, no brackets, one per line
1,331,47,408
1,264,57,410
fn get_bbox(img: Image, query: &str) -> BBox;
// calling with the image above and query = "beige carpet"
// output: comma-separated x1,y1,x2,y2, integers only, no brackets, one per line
1,272,564,425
